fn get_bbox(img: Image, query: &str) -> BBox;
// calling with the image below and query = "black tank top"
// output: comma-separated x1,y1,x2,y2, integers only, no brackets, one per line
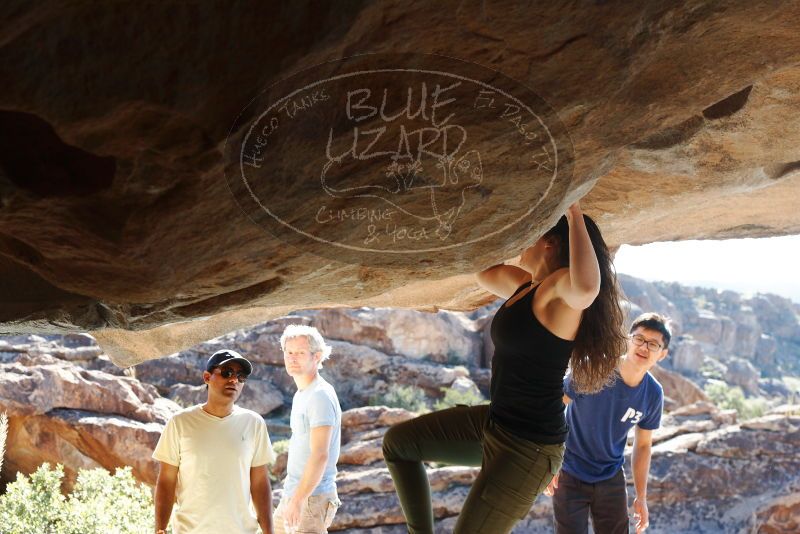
489,282,574,443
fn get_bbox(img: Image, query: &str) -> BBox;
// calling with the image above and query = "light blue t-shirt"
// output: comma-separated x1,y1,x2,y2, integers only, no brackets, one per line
284,375,341,498
562,370,663,483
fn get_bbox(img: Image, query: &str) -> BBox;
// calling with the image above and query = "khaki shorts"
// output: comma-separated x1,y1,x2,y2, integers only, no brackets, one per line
274,492,341,534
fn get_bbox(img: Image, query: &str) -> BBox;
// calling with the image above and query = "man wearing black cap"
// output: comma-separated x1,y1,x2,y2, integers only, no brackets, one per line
153,349,275,534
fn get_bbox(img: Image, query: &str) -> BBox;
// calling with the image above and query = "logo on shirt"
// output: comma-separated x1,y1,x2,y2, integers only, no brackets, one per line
620,407,643,425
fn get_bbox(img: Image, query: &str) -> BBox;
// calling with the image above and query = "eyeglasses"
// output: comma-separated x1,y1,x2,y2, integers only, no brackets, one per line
629,334,663,353
213,367,248,383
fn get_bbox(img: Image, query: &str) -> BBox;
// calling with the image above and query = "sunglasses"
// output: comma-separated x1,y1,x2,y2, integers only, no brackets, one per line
213,367,248,383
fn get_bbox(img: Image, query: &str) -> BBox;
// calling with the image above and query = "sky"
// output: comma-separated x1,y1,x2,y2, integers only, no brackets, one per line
614,234,800,304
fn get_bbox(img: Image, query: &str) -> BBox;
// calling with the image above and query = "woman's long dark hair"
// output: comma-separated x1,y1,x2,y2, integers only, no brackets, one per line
544,214,627,394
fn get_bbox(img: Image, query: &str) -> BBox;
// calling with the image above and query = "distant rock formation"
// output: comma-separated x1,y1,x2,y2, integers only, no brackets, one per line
1,275,799,532
0,341,178,489
620,274,800,398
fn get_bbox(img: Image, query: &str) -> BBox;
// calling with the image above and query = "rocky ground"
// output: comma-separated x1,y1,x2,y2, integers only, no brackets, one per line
1,276,799,532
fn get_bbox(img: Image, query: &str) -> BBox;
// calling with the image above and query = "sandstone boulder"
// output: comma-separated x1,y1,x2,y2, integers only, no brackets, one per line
132,316,315,392
724,357,761,395
341,406,416,438
669,336,704,374
759,378,792,399
168,379,284,415
339,437,385,466
730,306,761,358
669,401,717,417
749,295,800,340
628,413,800,533
332,486,471,530
311,308,484,366
315,342,392,409
337,466,478,496
767,404,800,417
13,409,164,486
85,354,133,376
0,361,167,424
618,275,683,332
134,353,206,393
754,493,800,534
754,334,778,371
649,365,709,409
449,376,483,399
683,309,724,346
0,353,180,490
651,432,706,454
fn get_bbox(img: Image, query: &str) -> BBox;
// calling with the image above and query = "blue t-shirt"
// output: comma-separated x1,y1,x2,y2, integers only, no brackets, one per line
284,375,341,498
562,371,663,483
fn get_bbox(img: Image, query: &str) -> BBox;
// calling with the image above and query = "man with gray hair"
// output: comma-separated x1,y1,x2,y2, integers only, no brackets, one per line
275,325,342,534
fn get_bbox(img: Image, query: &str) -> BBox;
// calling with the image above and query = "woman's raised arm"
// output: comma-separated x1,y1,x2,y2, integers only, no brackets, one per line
476,263,530,299
553,202,601,310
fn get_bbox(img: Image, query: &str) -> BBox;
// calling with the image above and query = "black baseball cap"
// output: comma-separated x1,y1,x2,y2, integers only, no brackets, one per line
206,349,253,376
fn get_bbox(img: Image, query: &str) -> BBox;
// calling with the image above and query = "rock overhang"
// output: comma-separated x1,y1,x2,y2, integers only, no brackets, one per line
1,2,800,365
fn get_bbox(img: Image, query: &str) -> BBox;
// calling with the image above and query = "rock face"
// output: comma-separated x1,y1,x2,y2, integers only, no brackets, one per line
2,3,800,365
0,338,179,490
310,308,484,366
641,409,800,534
2,280,800,533
754,493,800,534
314,403,800,534
132,311,484,412
168,379,284,415
649,365,709,408
620,275,800,396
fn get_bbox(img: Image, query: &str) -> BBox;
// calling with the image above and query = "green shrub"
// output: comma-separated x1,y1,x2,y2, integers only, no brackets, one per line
0,463,162,534
699,360,724,380
0,463,67,534
434,386,487,411
370,384,429,413
783,375,800,395
704,381,767,421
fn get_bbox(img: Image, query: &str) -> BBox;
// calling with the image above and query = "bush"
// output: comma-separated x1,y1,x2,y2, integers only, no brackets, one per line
0,463,161,534
783,375,800,395
704,381,767,421
434,386,487,411
272,439,290,456
698,359,725,380
0,463,66,534
370,384,429,413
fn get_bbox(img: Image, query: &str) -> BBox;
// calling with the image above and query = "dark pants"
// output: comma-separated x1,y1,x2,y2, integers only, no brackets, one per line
382,404,564,534
552,469,629,534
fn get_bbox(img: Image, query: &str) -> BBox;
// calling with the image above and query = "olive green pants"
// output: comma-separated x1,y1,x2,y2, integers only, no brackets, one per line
382,404,564,534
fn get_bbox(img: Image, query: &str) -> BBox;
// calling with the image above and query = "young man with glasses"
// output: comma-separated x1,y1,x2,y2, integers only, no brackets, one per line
275,325,342,534
153,349,275,534
545,313,670,534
